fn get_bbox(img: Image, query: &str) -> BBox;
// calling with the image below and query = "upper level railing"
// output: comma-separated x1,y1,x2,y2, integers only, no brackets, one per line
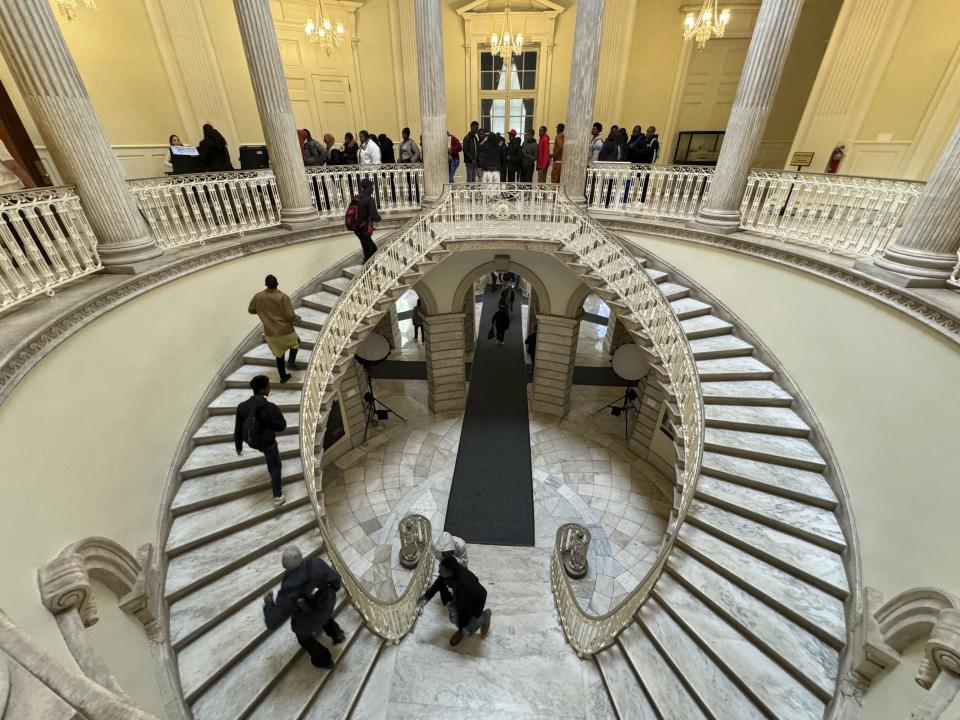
299,183,704,653
0,186,100,311
307,163,423,217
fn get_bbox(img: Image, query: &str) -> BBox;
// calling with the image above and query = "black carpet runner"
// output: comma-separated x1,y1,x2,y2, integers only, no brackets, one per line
444,289,534,546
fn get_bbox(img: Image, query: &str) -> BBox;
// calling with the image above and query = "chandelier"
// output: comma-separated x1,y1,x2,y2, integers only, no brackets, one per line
56,0,97,21
305,0,346,56
490,0,523,63
683,0,731,50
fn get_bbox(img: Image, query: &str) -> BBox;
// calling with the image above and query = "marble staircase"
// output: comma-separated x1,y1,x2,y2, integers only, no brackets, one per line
590,254,850,720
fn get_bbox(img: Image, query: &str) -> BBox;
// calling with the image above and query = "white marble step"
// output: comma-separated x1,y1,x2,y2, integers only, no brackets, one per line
301,626,384,719
617,623,708,720
676,523,846,647
657,282,691,301
595,642,659,719
167,480,310,556
704,428,826,471
680,314,733,339
225,364,306,389
687,334,754,360
194,412,300,445
638,598,765,720
696,357,774,381
700,451,836,508
296,307,329,330
696,475,845,551
168,527,322,648
172,458,305,515
687,500,849,598
645,268,668,283
189,597,344,720
704,405,810,437
180,434,302,479
300,290,341,313
165,503,316,601
667,548,838,701
669,297,712,320
653,575,826,720
244,343,314,367
343,264,363,278
700,380,793,407
208,387,302,415
322,276,351,294
582,657,620,720
246,604,365,720
634,256,648,267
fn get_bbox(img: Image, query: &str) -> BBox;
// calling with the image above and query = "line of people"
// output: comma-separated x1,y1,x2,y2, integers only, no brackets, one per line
456,121,564,184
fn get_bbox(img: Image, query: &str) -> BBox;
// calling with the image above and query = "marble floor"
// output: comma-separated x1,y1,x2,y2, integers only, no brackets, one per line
577,294,611,367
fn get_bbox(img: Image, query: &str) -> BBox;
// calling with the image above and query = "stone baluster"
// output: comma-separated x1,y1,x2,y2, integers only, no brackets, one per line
691,0,804,232
559,0,605,200
414,0,448,200
0,0,161,268
860,120,960,287
233,0,319,227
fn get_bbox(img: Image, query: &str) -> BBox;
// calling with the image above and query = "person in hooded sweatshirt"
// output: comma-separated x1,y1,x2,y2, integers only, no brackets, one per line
263,546,345,668
421,556,491,647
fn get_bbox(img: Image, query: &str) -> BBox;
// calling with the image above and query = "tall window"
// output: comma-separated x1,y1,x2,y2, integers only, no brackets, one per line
479,49,538,135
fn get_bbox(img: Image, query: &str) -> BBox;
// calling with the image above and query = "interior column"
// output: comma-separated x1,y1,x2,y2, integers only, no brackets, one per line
0,0,161,268
530,314,579,417
690,0,804,232
424,312,467,413
233,0,319,227
414,0,448,201
559,0,605,200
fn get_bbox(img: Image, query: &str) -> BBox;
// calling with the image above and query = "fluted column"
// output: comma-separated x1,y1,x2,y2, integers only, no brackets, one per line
861,120,960,287
560,0,605,200
691,0,804,232
233,0,318,226
414,0,448,201
0,0,161,267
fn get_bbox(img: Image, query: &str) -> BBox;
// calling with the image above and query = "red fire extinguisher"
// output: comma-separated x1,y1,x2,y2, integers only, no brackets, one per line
825,145,845,174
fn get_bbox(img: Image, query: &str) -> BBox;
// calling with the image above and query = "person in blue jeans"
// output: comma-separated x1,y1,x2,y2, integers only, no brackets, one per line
448,131,462,183
462,121,480,183
235,374,288,506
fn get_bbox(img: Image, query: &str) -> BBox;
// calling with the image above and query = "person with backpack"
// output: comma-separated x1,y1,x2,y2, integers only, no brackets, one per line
347,178,382,262
263,545,345,668
248,274,301,383
420,556,491,647
234,374,289,506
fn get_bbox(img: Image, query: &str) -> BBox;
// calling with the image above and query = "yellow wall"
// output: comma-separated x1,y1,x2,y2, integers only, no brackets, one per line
0,234,355,713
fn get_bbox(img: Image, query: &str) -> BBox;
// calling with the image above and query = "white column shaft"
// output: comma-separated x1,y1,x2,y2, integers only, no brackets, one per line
414,0,448,200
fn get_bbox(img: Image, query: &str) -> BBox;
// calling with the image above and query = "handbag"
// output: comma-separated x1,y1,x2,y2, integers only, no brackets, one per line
487,327,495,340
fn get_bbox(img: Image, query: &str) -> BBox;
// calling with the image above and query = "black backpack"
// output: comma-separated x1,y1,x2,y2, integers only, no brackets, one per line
243,400,269,451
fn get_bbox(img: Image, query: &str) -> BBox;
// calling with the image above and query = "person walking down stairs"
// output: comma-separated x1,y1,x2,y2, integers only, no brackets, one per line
248,274,301,383
263,546,346,669
234,375,289,506
420,556,492,647
354,178,382,262
490,303,510,345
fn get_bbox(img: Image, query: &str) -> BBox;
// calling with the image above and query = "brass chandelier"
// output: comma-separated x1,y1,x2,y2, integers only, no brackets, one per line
56,0,97,21
305,0,346,56
490,0,524,63
683,0,731,50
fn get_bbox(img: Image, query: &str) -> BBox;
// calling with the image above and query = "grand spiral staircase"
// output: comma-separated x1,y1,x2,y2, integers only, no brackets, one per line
159,190,853,719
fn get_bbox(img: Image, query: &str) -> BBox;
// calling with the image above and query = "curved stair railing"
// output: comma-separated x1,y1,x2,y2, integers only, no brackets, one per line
299,183,704,648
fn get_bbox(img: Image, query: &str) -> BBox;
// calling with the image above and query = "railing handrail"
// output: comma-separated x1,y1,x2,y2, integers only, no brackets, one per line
126,169,275,187
305,162,424,175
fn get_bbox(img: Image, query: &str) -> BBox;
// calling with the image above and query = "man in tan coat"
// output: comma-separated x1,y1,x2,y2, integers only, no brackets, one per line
550,123,565,184
248,275,301,383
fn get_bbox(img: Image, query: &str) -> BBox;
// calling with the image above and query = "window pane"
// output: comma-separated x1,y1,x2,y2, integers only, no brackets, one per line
480,71,495,91
480,52,493,71
517,70,535,91
494,55,508,91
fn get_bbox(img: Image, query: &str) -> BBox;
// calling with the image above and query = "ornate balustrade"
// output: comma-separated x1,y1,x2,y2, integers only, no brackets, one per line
584,162,713,220
129,170,280,249
307,164,424,218
299,183,703,651
0,186,100,311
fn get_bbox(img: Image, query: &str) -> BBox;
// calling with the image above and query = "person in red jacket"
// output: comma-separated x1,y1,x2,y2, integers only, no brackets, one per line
447,131,462,183
536,125,551,183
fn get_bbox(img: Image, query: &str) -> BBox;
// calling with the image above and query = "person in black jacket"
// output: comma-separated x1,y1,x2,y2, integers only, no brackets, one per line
198,123,234,171
342,132,359,165
421,556,491,646
520,128,538,182
235,375,288,505
462,121,480,182
477,130,502,183
377,133,396,163
490,305,510,344
264,546,345,669
597,128,620,162
506,130,523,181
355,178,382,262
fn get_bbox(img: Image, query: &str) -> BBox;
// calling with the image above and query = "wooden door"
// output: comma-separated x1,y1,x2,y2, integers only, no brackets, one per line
311,75,355,140
0,78,49,186
676,38,749,133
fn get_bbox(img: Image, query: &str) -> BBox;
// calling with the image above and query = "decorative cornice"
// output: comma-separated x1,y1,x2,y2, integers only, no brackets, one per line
601,217,960,345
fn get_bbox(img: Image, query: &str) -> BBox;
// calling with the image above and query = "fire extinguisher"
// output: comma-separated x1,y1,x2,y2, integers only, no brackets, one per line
826,145,845,174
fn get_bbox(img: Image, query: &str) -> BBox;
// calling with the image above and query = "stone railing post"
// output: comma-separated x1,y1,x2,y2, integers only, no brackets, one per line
0,0,161,268
414,0,448,200
559,0,605,200
690,0,804,232
233,0,320,227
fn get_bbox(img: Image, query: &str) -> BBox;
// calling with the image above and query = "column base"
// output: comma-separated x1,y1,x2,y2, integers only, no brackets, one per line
98,237,164,273
854,258,952,289
687,207,742,234
861,244,958,287
279,206,322,230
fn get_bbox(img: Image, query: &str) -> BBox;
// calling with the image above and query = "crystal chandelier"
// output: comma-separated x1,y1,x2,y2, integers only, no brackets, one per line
683,0,731,50
56,0,97,21
490,0,523,63
305,0,346,56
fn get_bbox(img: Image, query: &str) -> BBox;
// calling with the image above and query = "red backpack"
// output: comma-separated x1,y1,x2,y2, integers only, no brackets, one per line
344,195,360,231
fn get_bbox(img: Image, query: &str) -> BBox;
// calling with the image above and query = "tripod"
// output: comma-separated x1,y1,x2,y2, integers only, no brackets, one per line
361,363,406,443
591,380,643,443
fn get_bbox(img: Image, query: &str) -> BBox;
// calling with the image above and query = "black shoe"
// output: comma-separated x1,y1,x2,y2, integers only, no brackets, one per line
311,654,334,669
279,373,292,384
330,630,346,645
